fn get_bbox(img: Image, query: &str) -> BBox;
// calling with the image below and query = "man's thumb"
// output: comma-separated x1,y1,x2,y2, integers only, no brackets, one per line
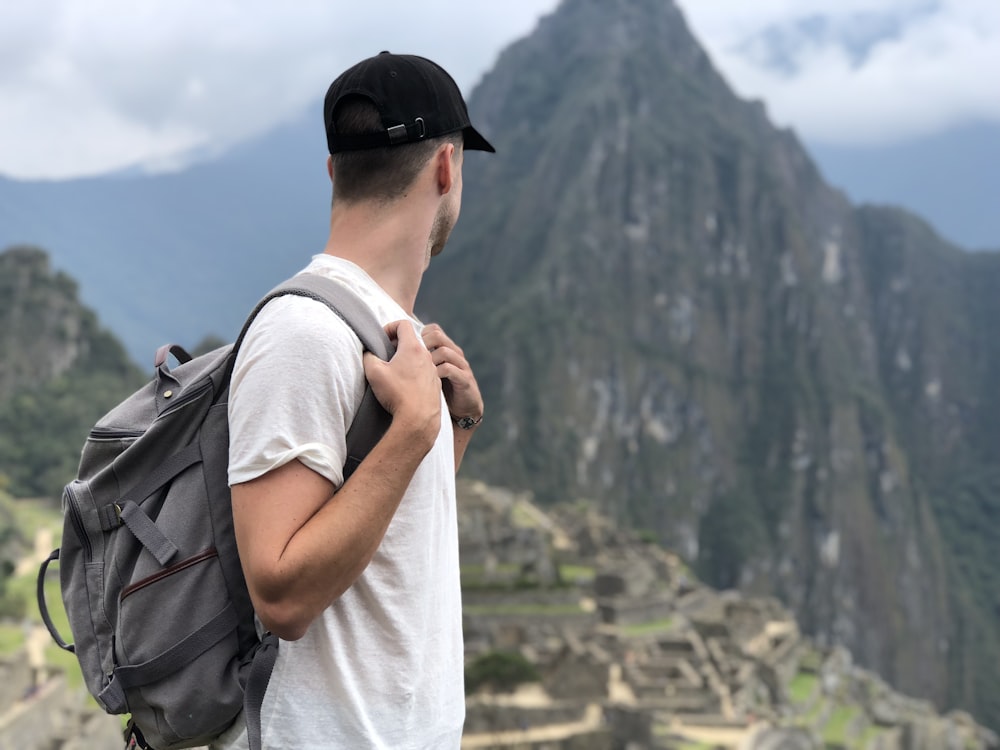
362,351,385,378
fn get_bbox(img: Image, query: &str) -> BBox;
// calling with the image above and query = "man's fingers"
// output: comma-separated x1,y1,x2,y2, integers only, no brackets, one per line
429,344,467,370
421,324,463,355
436,362,474,387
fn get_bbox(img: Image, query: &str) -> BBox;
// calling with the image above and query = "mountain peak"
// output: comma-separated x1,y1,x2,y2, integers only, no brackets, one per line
472,0,730,147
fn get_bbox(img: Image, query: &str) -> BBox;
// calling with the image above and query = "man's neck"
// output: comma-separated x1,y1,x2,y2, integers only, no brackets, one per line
322,200,434,315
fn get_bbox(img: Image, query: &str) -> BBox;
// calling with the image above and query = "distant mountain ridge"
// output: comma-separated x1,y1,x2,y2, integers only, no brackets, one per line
1,0,998,732
0,115,334,364
808,121,1000,252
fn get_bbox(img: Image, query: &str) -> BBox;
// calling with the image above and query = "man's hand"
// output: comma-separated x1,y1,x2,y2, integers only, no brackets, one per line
421,323,484,424
364,320,442,447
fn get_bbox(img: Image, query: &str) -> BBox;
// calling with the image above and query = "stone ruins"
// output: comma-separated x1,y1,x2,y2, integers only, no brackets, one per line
457,480,999,750
1,478,997,749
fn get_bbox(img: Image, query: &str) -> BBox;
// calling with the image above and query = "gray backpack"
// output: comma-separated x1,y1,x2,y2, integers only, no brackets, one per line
37,273,392,750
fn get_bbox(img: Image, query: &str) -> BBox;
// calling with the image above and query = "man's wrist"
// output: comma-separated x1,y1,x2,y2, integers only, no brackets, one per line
451,413,483,430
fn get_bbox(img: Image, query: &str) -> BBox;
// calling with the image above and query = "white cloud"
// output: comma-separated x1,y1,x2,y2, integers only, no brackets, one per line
0,0,559,179
679,0,1000,146
1,0,997,179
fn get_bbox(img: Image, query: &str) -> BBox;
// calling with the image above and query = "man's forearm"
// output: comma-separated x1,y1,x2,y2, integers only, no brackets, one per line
234,417,435,640
452,419,480,470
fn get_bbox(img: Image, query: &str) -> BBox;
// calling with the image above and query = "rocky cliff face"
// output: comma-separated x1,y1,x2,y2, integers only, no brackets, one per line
0,246,143,497
1,247,94,400
420,0,1000,727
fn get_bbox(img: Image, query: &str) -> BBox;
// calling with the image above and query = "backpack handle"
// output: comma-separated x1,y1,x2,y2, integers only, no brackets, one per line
37,548,75,653
154,344,193,369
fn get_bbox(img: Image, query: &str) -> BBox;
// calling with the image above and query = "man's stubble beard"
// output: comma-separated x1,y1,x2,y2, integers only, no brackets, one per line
428,197,458,259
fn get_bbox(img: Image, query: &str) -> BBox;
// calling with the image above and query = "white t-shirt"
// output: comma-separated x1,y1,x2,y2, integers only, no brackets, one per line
214,254,465,749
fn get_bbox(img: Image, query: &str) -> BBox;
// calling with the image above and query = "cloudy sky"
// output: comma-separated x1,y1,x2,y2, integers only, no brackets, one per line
1,0,998,184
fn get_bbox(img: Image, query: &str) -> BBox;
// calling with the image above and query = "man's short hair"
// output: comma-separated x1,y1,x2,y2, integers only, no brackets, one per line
329,96,461,205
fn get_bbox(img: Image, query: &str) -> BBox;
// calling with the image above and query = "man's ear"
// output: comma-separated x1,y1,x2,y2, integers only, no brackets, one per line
327,155,335,182
435,143,456,195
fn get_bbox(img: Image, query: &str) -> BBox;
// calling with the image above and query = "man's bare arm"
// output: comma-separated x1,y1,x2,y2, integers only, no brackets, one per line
231,321,441,641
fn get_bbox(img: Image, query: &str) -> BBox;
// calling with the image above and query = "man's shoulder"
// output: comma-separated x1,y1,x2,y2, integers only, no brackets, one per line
231,294,364,392
247,293,360,348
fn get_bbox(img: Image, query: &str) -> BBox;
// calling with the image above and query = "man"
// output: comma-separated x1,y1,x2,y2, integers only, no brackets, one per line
213,52,493,749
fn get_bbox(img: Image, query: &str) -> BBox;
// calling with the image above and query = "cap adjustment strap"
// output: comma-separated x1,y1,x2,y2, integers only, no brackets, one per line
387,117,425,145
333,117,429,152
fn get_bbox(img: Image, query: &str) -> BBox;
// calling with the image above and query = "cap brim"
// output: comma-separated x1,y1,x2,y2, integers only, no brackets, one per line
463,125,496,153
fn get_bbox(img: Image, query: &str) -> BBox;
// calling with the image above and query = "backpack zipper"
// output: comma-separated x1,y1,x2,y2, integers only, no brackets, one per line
63,485,93,563
88,427,146,441
159,379,213,417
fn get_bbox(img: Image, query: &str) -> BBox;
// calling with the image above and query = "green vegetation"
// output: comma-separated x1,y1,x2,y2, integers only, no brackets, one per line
0,487,84,688
510,501,541,529
783,692,883,749
1,567,34,620
621,617,676,637
0,369,144,499
0,491,26,618
460,562,521,586
4,497,61,540
0,246,144,500
0,494,64,618
460,561,596,591
695,489,765,589
798,647,823,673
794,695,828,729
558,564,595,584
674,742,715,750
931,466,1000,630
821,704,861,746
0,622,24,655
858,724,890,747
465,650,539,694
463,602,583,617
460,562,559,591
787,671,819,706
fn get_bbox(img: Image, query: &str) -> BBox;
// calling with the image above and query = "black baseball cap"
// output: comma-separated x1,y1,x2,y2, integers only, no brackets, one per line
324,51,495,155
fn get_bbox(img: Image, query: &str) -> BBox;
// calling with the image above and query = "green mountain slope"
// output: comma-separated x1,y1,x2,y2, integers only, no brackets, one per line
0,247,144,498
419,0,1000,728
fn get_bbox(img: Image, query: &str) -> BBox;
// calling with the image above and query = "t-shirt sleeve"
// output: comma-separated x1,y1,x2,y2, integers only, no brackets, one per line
227,295,367,488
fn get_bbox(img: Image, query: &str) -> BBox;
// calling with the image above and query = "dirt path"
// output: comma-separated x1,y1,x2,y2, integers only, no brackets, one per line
461,703,604,748
8,525,60,689
665,717,768,749
14,526,53,577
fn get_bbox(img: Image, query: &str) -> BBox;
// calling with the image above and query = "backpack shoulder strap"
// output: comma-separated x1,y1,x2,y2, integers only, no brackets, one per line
232,272,394,480
234,273,393,361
